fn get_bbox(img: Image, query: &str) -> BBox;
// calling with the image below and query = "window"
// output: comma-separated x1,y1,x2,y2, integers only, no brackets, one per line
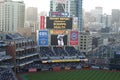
80,47,83,49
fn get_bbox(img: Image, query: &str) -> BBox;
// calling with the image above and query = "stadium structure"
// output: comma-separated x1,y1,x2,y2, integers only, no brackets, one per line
0,1,120,80
0,15,89,80
0,22,120,80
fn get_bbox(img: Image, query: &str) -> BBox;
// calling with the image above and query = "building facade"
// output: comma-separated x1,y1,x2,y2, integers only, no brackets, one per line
112,9,120,24
5,33,39,72
91,7,103,23
0,0,25,33
92,36,103,49
66,0,83,31
26,7,38,22
25,7,38,32
79,31,92,55
50,0,66,13
0,40,13,68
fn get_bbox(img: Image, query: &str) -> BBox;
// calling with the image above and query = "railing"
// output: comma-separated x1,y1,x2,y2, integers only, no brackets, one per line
16,53,38,59
0,55,12,61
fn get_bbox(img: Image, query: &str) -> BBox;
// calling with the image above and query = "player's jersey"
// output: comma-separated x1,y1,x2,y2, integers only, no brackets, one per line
57,34,64,41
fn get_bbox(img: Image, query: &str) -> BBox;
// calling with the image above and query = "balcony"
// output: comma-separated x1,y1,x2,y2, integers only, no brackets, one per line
0,62,14,68
16,52,39,59
25,45,37,49
0,41,7,47
17,60,34,67
16,45,37,51
0,51,6,55
0,44,7,47
16,58,37,67
16,47,24,52
0,55,12,61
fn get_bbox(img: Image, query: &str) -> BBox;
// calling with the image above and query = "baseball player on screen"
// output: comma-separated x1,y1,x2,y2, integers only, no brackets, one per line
57,34,64,46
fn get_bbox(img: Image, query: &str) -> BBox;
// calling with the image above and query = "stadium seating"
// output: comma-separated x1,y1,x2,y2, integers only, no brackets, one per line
0,68,17,80
38,46,86,59
65,46,84,56
53,47,68,56
0,53,14,68
39,47,55,57
16,55,39,66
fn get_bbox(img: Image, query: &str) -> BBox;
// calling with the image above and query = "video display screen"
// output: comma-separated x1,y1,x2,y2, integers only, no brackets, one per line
51,35,67,46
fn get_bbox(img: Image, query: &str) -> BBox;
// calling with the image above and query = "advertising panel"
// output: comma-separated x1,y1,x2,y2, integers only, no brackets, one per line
50,12,69,17
70,31,79,45
73,17,78,30
46,17,72,29
61,12,69,16
53,0,66,4
51,35,67,46
37,30,48,46
40,16,45,30
51,59,80,63
49,12,61,16
28,68,37,72
41,59,80,63
50,30,68,35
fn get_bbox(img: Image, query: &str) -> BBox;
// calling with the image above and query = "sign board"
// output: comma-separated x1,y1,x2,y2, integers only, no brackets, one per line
53,0,66,4
73,17,78,30
46,17,72,29
50,30,68,34
50,12,69,17
70,31,79,45
37,30,49,46
40,16,45,30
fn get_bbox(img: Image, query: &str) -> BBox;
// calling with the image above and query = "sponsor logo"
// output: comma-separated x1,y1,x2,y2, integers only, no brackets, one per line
71,33,78,40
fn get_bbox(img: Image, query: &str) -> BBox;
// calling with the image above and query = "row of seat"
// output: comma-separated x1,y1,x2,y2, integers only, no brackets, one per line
21,62,83,69
39,46,84,57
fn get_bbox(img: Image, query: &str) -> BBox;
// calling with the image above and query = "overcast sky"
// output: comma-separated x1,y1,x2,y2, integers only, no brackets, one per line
14,0,120,15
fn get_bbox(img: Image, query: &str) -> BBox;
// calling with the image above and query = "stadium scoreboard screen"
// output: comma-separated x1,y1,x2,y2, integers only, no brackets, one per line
46,17,72,29
51,35,67,46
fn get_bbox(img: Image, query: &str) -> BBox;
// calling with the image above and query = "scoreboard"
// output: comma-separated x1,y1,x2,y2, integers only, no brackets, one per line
46,17,72,29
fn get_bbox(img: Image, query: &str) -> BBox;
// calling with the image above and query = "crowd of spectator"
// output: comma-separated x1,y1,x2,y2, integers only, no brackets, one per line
39,46,85,57
0,67,17,80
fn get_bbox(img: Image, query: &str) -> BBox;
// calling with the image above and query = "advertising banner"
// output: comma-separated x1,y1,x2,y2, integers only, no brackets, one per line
53,0,66,4
37,30,48,46
50,12,69,17
50,30,68,35
46,17,72,29
73,17,78,30
49,12,61,16
40,16,45,30
28,68,37,72
42,59,80,63
70,31,79,45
